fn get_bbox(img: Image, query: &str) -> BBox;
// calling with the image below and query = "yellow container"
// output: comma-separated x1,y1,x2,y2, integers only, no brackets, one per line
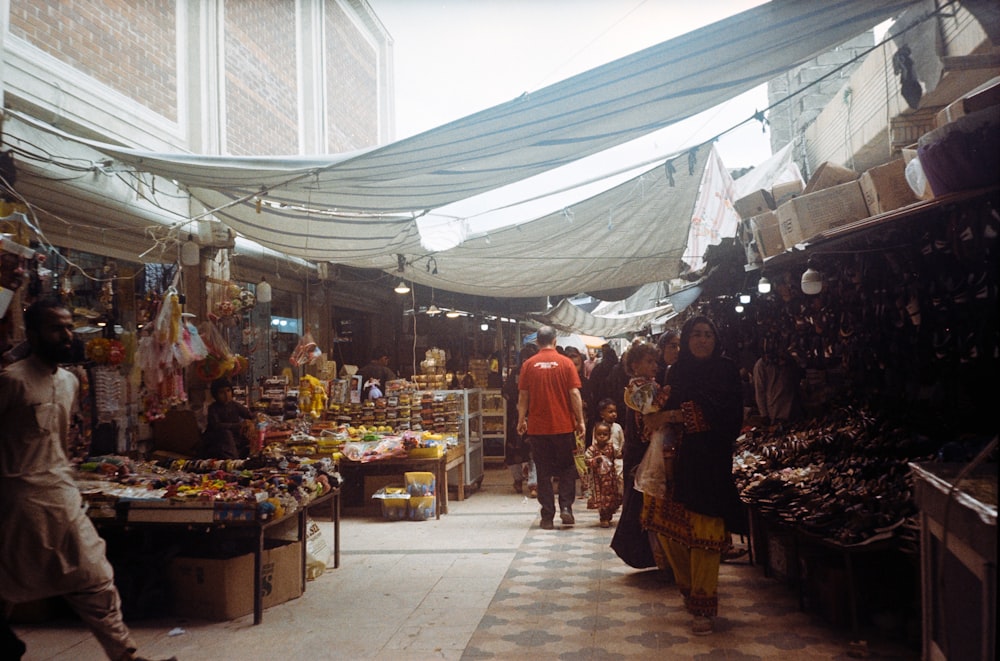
408,496,436,521
407,446,443,459
372,486,409,521
404,471,436,496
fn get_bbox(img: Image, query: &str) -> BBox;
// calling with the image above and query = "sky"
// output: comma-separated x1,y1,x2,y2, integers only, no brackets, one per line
368,0,773,169
366,0,777,239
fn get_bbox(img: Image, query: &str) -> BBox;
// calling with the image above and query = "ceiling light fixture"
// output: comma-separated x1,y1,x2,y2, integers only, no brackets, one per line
180,234,200,266
757,276,772,295
801,265,823,295
394,281,410,294
256,277,272,303
426,303,441,316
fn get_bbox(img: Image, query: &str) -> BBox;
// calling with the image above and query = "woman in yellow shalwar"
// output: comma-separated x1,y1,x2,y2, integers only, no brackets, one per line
641,315,746,636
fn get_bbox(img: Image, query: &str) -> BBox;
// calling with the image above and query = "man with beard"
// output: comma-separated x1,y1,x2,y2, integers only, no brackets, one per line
0,299,175,661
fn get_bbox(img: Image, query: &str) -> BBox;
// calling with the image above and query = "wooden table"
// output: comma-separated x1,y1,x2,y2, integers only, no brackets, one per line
94,488,339,624
337,451,465,518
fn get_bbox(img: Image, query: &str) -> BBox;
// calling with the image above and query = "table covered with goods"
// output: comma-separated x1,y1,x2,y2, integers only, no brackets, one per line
253,383,470,519
75,452,340,624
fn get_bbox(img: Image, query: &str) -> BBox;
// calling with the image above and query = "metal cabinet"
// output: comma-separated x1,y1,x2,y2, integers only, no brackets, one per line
429,389,484,491
481,389,506,463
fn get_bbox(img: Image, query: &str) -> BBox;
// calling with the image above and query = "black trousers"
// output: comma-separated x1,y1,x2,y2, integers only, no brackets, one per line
528,432,578,521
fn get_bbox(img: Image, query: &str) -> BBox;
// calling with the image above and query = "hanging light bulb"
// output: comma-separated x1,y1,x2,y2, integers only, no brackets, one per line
739,293,751,305
180,234,200,266
256,276,272,303
757,276,772,294
801,266,823,295
734,303,745,314
446,309,461,318
425,286,440,315
480,321,489,332
394,281,410,294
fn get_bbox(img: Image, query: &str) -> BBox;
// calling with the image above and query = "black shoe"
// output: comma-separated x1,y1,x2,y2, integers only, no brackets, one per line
540,518,554,530
561,508,575,525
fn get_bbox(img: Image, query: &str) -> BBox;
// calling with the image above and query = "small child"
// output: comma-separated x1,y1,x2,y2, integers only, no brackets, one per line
623,346,673,500
596,398,625,490
585,421,622,527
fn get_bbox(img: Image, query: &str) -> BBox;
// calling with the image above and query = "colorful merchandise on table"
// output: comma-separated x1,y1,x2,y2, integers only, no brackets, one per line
76,453,340,522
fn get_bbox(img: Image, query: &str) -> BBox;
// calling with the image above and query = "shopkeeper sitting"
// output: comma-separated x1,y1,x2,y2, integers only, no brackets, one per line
202,377,254,458
360,346,396,400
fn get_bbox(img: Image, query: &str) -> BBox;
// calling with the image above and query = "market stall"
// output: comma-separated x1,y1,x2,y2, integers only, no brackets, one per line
75,454,340,624
712,182,1000,640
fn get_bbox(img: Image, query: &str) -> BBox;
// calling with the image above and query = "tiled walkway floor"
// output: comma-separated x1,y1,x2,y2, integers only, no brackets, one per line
15,466,920,660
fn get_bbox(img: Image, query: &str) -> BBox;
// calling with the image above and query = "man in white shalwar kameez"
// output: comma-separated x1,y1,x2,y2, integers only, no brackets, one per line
0,299,174,661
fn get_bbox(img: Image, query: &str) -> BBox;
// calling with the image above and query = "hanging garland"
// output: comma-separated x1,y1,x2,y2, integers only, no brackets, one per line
85,337,126,366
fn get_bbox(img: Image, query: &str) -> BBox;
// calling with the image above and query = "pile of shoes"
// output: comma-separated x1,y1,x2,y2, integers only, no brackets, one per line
733,404,943,546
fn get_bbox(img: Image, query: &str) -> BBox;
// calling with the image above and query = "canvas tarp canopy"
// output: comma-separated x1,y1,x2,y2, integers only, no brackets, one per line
27,0,915,298
529,297,675,338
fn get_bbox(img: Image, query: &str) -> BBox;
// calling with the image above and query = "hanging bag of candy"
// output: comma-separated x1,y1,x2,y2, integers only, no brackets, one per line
290,329,321,366
195,319,236,381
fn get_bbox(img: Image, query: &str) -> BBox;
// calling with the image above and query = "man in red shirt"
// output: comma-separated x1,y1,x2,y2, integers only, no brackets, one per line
517,326,586,529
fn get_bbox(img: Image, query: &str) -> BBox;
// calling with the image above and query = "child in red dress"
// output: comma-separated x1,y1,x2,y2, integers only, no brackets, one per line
585,421,622,527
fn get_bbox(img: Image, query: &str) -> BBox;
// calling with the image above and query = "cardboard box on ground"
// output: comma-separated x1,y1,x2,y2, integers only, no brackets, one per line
170,540,303,621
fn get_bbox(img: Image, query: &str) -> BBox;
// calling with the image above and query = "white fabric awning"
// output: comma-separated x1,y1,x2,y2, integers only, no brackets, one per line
530,297,675,337
11,0,915,298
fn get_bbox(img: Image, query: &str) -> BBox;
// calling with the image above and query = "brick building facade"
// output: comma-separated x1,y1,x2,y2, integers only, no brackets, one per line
1,0,398,410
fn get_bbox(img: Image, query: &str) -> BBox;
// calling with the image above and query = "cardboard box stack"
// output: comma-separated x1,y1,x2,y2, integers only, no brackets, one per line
734,178,804,262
